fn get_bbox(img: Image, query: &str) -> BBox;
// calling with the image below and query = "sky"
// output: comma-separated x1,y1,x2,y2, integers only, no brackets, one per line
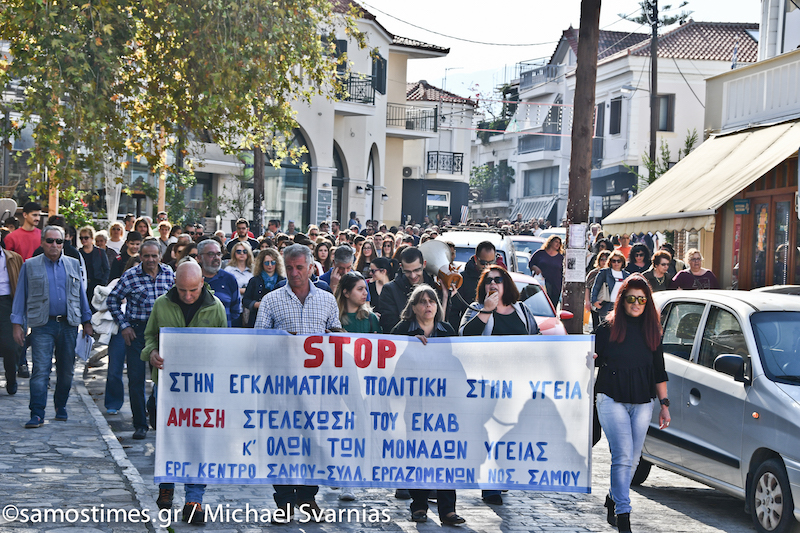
358,0,762,100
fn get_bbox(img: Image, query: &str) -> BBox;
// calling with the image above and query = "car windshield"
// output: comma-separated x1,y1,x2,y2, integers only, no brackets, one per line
454,247,506,265
517,256,532,276
750,312,800,382
511,240,543,255
518,283,555,317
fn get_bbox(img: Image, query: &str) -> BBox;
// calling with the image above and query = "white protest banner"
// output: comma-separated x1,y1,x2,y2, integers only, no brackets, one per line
155,330,594,493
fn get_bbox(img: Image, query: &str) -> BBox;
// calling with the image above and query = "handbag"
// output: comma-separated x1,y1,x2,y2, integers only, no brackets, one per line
597,281,611,303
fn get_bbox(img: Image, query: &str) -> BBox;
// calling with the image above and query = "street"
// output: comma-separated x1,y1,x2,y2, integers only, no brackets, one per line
0,349,757,533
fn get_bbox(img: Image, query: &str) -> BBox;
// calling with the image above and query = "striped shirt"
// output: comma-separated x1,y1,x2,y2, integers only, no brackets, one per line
107,263,175,330
253,281,341,333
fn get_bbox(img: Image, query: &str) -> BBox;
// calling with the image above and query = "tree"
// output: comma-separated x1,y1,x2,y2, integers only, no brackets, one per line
0,1,366,198
470,162,515,202
630,128,698,187
619,0,692,27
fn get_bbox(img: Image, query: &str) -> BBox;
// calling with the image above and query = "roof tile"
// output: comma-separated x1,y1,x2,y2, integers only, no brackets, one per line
406,80,477,106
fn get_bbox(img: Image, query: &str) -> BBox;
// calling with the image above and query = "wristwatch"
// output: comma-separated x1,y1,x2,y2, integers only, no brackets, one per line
659,398,670,407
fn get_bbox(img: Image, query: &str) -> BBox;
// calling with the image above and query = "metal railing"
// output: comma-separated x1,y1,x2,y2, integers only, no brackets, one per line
518,134,561,154
336,73,375,105
519,64,560,90
386,103,437,133
426,151,464,174
472,184,510,203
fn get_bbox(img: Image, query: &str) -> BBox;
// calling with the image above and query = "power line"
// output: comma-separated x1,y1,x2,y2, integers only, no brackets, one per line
671,56,705,108
358,1,559,47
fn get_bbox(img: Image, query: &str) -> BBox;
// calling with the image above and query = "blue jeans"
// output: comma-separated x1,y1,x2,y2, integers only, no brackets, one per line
104,333,126,411
29,319,78,419
126,321,148,430
595,393,653,515
159,483,206,504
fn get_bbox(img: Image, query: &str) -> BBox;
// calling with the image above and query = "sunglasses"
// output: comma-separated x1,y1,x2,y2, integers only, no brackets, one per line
485,276,503,285
624,295,647,305
45,238,64,244
234,249,248,254
80,235,91,240
188,253,198,259
478,258,496,266
610,259,623,264
263,260,276,266
369,268,383,274
634,252,645,257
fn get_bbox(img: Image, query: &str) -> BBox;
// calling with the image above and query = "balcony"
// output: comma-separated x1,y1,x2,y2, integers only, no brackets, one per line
386,103,438,139
518,63,561,94
426,151,464,174
334,73,376,117
705,48,800,133
470,184,510,204
518,134,561,154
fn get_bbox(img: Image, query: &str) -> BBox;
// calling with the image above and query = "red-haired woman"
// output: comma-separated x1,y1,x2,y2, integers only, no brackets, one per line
594,274,669,533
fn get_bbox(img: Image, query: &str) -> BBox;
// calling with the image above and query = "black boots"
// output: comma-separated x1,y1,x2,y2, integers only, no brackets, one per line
604,495,616,526
616,513,632,532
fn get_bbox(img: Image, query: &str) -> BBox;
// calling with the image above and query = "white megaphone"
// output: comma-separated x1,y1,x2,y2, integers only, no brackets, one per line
419,240,463,290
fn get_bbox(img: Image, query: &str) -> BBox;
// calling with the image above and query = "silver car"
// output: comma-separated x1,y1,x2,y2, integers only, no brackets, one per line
635,290,800,533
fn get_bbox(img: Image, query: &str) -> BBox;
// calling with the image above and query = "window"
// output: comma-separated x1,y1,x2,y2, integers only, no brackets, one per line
523,167,559,197
334,40,347,74
698,307,747,369
662,302,706,360
609,97,622,135
783,0,800,54
657,94,675,132
372,53,387,95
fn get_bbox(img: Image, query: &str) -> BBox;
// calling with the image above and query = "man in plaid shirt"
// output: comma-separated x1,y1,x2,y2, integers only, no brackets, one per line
107,240,175,440
253,244,340,521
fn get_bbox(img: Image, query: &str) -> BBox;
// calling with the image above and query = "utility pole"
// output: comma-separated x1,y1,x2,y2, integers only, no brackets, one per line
562,0,601,334
252,146,264,237
649,0,658,181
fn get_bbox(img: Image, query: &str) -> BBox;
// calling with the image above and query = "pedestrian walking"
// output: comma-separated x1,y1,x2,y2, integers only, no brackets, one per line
591,250,630,321
196,239,241,327
11,226,94,428
672,249,720,290
106,240,174,439
642,250,672,292
143,261,227,525
0,241,22,395
528,234,564,306
594,274,669,533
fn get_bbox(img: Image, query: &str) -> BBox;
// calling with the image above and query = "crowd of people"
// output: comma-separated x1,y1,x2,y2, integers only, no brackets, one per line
0,203,689,531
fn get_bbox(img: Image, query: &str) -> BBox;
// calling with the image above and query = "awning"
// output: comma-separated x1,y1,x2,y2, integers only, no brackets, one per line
510,195,558,221
602,120,800,235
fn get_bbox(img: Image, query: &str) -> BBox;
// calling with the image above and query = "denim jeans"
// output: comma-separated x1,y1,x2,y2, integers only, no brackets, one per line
104,333,126,411
595,393,653,515
159,483,206,504
272,485,318,507
29,319,78,419
126,321,148,430
410,489,456,517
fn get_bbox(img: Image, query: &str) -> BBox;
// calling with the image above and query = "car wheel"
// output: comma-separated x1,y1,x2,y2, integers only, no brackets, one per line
750,458,799,533
631,458,652,486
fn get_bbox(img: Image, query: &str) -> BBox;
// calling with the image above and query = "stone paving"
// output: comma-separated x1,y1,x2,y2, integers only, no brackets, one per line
0,349,759,532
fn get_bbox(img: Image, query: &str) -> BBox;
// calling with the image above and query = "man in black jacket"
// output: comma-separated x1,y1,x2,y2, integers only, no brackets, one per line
448,241,496,328
378,247,439,333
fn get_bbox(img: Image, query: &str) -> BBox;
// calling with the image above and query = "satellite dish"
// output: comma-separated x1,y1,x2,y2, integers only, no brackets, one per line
0,199,17,223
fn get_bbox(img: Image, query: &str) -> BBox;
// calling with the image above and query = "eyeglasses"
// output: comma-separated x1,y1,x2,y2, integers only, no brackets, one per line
110,227,121,232
309,233,319,238
369,268,383,274
402,267,423,277
689,257,702,262
383,243,392,247
45,238,64,244
634,252,645,257
234,249,248,254
485,276,503,285
658,262,670,267
188,253,198,259
263,260,276,266
478,258,496,266
187,231,195,235
610,259,623,264
79,235,91,241
624,295,647,305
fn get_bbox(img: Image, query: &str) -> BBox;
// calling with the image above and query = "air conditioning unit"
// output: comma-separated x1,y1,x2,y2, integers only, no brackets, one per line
402,166,423,179
402,166,413,178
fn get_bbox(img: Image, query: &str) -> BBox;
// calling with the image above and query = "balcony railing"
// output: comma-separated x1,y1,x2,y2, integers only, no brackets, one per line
519,64,560,91
471,184,510,203
386,103,437,133
426,151,464,174
336,73,375,105
592,137,604,169
518,134,561,154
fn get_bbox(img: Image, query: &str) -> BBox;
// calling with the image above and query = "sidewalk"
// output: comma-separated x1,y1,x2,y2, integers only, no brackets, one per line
0,353,756,532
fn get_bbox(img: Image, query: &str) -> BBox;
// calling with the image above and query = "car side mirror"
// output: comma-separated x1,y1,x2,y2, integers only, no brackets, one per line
559,310,574,320
714,354,747,383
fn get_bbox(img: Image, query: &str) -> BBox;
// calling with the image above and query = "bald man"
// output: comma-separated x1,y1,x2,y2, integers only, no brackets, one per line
141,260,227,524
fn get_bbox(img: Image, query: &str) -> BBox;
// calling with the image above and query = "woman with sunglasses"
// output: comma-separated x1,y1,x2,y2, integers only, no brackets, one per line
624,243,651,274
107,221,125,256
224,242,254,296
78,225,110,309
390,285,465,526
594,274,669,533
367,257,392,312
642,250,672,292
459,265,540,506
591,250,630,320
242,248,285,327
586,250,612,330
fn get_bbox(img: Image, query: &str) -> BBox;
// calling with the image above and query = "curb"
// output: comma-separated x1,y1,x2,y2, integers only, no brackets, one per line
74,360,158,533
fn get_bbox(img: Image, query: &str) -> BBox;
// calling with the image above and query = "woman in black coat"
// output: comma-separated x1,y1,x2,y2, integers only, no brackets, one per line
242,248,285,327
78,226,110,309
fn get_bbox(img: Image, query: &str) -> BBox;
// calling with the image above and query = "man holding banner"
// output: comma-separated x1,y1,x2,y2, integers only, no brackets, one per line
253,244,341,521
142,261,227,524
